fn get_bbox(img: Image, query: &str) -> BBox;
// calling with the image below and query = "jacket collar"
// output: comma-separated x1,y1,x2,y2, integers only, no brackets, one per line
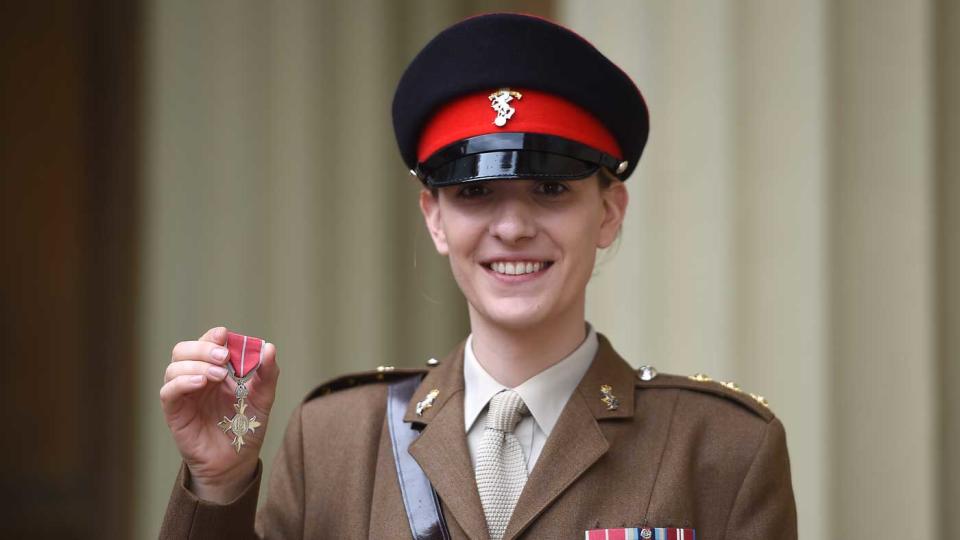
405,333,638,540
403,340,466,424
405,341,489,539
503,333,636,539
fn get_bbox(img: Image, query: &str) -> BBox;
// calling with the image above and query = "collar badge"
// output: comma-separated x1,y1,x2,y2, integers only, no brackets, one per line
416,388,440,416
600,384,620,411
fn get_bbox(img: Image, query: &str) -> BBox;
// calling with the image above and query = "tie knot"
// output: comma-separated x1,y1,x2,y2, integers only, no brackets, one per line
486,390,529,433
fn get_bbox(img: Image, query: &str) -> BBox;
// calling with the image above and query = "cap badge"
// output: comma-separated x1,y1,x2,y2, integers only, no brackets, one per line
488,88,523,127
416,388,440,416
599,384,620,411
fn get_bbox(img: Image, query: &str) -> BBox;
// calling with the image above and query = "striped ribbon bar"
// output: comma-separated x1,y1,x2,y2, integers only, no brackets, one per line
584,527,696,540
226,331,265,378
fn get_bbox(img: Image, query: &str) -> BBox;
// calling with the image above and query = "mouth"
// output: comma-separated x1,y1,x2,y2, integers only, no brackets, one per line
482,260,555,277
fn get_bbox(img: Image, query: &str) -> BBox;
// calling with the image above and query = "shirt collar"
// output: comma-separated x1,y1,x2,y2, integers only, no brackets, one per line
463,324,599,436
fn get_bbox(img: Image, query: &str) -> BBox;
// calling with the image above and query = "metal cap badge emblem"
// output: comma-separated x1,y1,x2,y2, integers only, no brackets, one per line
489,88,522,127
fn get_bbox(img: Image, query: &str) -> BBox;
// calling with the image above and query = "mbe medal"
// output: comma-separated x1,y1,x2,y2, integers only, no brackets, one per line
217,331,265,453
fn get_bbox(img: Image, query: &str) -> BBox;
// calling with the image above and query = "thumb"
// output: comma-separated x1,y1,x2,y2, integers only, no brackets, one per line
255,342,280,392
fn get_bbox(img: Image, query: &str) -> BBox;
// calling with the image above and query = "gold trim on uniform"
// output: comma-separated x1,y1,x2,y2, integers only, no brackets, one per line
687,371,771,409
719,380,742,393
750,393,770,408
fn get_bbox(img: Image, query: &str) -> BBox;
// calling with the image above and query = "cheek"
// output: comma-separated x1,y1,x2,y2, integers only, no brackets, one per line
440,213,482,262
555,207,603,279
551,204,604,250
571,236,600,280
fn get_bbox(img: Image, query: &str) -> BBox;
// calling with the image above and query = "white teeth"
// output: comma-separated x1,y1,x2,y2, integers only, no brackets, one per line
489,261,546,275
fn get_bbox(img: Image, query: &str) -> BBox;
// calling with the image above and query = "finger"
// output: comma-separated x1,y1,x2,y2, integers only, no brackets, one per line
171,340,229,365
198,326,228,345
159,374,208,414
165,360,229,384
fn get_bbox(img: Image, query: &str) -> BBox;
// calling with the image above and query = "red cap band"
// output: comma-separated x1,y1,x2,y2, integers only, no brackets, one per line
417,87,622,163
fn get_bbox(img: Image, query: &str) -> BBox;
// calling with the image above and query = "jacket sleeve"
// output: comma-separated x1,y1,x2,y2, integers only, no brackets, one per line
723,416,798,540
256,402,306,538
158,403,307,539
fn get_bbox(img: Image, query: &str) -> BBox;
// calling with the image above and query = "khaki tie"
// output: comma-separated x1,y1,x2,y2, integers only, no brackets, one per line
475,390,530,540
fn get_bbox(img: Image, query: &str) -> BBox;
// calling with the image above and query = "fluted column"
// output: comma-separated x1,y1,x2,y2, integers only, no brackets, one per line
830,1,937,537
937,0,959,537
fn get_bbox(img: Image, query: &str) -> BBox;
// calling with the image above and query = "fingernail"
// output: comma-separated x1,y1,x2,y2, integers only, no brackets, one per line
211,347,228,361
191,375,205,384
208,365,227,379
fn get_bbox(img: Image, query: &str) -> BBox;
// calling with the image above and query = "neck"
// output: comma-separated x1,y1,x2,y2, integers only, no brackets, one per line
468,300,588,388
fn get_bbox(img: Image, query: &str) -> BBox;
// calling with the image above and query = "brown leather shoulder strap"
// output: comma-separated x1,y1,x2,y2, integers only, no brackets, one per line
387,375,451,540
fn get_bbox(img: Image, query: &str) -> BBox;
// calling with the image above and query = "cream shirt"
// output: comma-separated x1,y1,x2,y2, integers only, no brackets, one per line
463,325,598,473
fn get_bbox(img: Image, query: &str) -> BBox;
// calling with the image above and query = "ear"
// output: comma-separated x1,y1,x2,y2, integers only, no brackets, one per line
419,188,449,255
597,181,628,248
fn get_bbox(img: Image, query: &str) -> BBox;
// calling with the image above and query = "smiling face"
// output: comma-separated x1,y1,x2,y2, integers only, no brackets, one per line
419,173,628,332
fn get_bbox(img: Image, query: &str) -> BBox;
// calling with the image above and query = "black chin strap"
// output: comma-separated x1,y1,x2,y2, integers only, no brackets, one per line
387,376,451,540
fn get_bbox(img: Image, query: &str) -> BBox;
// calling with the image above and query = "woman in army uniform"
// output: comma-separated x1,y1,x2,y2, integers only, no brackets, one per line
160,13,797,539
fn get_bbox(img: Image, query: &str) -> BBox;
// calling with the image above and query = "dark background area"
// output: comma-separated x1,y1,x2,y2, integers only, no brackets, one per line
1,1,140,537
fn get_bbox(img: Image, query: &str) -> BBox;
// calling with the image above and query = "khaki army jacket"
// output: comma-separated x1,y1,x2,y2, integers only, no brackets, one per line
160,334,798,539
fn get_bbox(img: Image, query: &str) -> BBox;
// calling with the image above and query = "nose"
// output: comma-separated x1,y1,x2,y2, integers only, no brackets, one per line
489,196,537,244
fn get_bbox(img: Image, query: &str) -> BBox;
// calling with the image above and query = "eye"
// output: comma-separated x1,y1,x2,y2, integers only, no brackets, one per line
456,183,491,199
535,181,570,196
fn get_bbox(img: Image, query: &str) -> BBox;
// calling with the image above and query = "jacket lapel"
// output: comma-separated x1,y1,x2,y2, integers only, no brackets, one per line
401,334,640,540
502,334,637,539
405,342,490,540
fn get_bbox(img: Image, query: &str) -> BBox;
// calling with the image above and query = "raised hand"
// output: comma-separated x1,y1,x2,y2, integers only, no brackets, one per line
160,326,279,503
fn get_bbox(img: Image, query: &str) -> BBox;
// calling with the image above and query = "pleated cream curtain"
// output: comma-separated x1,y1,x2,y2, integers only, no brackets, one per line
136,1,959,538
136,1,541,536
567,1,957,538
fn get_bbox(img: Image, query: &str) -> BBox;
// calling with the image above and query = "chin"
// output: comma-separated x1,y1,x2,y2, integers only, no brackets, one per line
475,297,556,330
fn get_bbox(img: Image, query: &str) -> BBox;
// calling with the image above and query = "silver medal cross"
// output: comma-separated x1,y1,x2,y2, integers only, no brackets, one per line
217,365,261,453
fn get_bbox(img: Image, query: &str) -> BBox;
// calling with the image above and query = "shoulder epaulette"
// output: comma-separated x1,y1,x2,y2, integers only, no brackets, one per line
634,366,775,422
304,366,427,402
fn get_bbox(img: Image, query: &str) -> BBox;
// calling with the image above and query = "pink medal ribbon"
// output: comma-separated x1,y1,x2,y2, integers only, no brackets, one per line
226,331,264,381
216,331,266,453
